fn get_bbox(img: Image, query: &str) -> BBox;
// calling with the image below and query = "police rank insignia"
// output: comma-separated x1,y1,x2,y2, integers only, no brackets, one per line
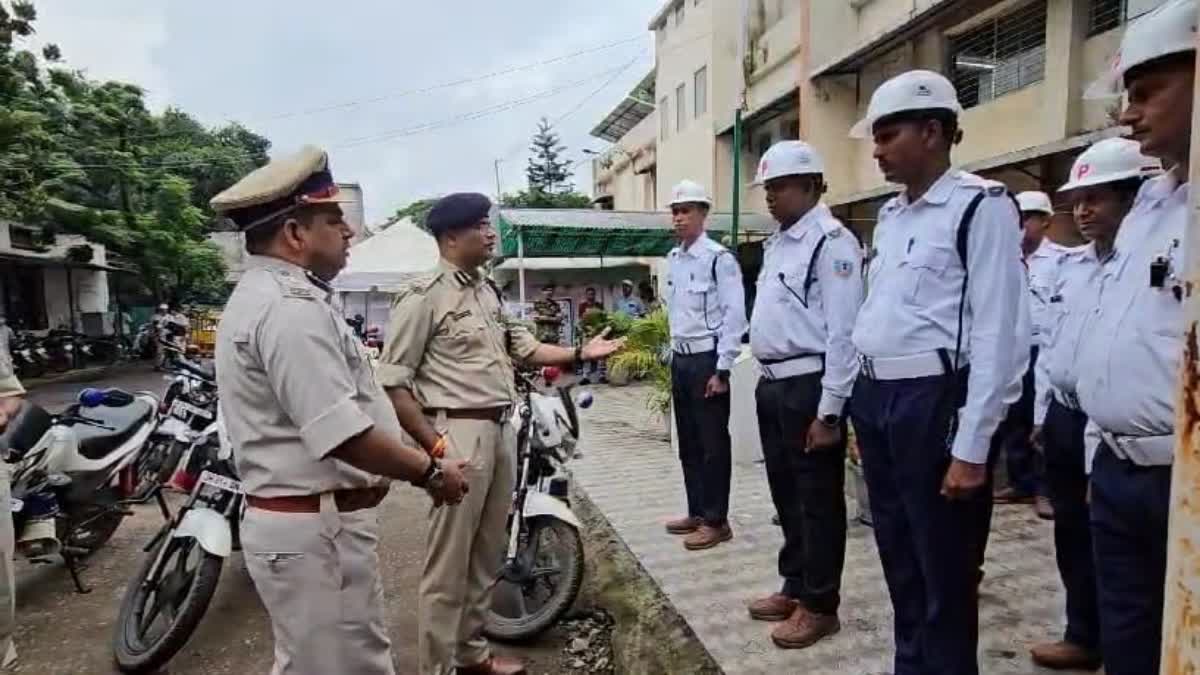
833,260,854,277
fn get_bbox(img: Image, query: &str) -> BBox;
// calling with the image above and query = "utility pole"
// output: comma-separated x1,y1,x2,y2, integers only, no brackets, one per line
494,159,504,201
730,0,750,250
1160,37,1200,674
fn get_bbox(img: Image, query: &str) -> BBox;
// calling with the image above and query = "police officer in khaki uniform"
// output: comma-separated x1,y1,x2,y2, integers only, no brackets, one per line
0,328,24,671
379,193,624,675
212,146,469,675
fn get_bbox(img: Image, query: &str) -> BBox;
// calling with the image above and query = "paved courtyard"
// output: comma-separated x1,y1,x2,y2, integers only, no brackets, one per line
574,384,1090,675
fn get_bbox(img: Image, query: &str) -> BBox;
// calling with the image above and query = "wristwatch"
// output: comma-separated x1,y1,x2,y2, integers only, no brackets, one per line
819,414,840,428
414,457,444,491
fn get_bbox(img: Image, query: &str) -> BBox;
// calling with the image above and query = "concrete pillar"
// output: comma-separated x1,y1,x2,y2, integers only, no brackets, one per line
1043,0,1088,139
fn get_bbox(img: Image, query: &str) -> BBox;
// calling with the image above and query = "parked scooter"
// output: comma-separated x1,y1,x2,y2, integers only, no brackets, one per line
485,367,592,641
112,408,239,674
2,387,160,593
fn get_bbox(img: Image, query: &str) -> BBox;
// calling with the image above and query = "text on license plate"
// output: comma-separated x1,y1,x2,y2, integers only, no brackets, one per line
171,400,213,420
199,470,243,494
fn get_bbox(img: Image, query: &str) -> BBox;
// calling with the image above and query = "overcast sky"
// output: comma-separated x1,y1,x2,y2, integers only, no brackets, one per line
30,1,657,225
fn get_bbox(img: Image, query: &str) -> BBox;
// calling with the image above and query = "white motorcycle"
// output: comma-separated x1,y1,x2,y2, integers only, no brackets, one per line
113,407,240,674
2,388,159,593
486,368,593,641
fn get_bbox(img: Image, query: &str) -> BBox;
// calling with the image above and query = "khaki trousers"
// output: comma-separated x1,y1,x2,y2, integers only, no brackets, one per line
419,418,517,675
0,463,15,669
243,495,394,675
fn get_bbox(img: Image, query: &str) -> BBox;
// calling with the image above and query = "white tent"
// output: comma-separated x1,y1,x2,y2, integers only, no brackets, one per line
333,218,439,292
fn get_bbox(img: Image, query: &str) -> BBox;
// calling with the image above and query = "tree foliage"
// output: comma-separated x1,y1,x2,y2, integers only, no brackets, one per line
389,197,440,232
499,189,591,209
508,116,593,209
0,2,271,303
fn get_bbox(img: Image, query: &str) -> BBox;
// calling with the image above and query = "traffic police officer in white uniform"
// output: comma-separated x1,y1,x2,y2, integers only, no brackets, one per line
212,146,469,675
743,141,863,650
1028,137,1157,671
1073,2,1195,672
663,180,747,551
848,70,1026,675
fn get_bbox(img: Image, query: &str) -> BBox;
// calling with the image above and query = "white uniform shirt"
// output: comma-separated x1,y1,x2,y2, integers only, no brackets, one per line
1075,173,1188,452
666,233,748,371
750,203,863,417
1028,240,1087,347
1033,245,1101,425
853,169,1026,463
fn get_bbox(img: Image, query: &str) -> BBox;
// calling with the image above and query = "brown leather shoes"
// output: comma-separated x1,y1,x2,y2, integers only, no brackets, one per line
748,593,797,621
1035,495,1056,520
457,655,528,675
994,486,1036,504
770,606,840,649
683,523,732,550
1030,640,1101,670
665,515,702,535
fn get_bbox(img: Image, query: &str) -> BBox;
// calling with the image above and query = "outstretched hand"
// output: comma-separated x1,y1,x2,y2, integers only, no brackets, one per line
581,327,626,361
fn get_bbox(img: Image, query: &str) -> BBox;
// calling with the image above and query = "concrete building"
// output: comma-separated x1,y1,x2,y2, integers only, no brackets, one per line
806,0,1164,239
592,0,1159,241
0,221,120,334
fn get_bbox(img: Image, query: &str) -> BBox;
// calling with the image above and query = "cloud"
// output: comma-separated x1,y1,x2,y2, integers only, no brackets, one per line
27,0,655,223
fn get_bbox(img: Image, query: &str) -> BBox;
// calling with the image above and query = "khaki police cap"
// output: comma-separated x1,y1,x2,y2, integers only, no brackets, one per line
210,145,355,230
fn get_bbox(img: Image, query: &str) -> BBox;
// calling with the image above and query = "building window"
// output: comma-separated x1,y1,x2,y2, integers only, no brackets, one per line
674,2,684,27
676,83,686,132
693,66,708,117
949,0,1048,109
784,118,800,140
754,130,773,160
660,97,670,139
1089,0,1166,35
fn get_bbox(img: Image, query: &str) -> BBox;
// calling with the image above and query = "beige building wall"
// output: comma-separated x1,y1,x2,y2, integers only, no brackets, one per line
652,0,718,207
592,112,659,211
805,0,1135,210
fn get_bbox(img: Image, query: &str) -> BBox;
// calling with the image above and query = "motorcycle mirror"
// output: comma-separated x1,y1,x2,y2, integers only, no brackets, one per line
542,366,561,384
78,388,106,408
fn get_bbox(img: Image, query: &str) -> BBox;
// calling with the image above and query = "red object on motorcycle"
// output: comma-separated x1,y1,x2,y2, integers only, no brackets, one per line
166,469,197,494
542,366,561,384
119,465,136,498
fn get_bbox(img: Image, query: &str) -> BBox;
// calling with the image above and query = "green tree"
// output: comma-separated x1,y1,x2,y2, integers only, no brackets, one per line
390,197,440,232
499,189,591,209
525,117,573,194
0,2,271,303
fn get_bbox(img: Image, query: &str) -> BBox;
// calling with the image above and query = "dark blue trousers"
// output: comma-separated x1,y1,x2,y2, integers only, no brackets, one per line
756,372,847,615
850,373,992,675
670,351,732,526
1089,443,1172,675
1003,346,1043,496
1042,399,1099,651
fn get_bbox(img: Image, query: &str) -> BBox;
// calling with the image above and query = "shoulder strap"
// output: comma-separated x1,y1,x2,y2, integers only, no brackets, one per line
953,192,987,371
484,278,512,353
803,235,829,298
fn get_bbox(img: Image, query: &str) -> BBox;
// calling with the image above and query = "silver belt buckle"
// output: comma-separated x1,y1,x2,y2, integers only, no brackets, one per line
858,354,876,380
761,363,775,380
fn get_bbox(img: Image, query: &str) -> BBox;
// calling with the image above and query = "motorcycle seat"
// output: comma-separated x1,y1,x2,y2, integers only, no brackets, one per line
74,400,155,461
174,358,215,383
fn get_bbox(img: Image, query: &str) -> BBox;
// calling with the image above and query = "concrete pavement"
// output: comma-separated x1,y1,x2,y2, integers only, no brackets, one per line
572,383,1092,675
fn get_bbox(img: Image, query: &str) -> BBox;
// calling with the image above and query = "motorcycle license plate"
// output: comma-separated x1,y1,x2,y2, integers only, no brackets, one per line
199,470,243,494
9,498,21,513
171,400,213,420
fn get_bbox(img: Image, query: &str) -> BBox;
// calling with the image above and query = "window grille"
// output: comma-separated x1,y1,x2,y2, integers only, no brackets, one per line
949,1,1048,109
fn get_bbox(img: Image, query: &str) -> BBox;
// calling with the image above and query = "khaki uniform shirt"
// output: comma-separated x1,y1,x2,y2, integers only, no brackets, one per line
215,256,397,498
0,329,22,398
378,260,539,408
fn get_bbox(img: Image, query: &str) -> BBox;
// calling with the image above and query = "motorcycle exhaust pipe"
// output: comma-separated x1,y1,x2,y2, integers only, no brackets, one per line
17,518,61,562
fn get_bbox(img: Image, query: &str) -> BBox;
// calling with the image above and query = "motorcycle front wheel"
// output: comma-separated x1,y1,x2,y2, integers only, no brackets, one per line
113,535,224,674
485,516,585,642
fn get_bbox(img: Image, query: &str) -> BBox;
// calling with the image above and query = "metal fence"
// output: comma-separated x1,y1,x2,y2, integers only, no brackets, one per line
949,0,1048,109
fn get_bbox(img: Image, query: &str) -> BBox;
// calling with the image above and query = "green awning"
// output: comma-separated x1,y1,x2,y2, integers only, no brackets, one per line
496,208,775,259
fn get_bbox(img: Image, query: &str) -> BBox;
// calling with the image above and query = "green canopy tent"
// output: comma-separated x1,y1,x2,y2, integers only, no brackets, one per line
495,208,776,305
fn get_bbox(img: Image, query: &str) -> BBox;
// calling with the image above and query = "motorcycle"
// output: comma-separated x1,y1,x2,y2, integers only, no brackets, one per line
133,345,217,499
112,408,240,674
2,387,160,593
485,367,592,641
9,332,45,380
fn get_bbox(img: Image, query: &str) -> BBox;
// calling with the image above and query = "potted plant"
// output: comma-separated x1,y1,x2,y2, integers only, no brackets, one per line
605,309,671,434
578,309,634,383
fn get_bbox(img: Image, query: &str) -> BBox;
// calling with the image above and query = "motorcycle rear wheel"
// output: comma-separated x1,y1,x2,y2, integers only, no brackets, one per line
113,535,223,674
485,516,585,642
